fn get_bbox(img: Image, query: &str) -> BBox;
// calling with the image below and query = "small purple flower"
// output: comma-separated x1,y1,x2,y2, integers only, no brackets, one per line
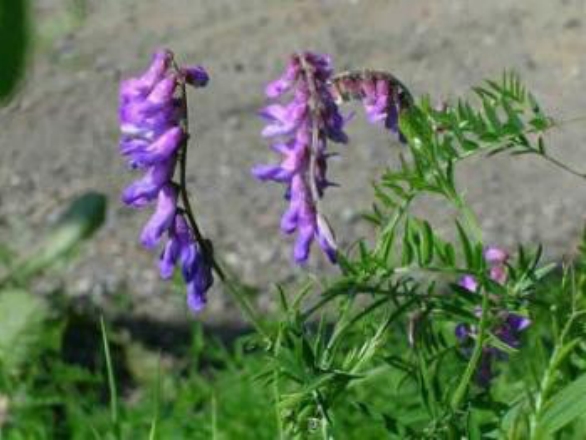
253,52,347,264
495,312,531,348
456,311,530,386
459,275,478,292
455,247,529,385
328,70,411,140
484,246,509,265
181,66,209,88
140,183,177,249
119,49,213,313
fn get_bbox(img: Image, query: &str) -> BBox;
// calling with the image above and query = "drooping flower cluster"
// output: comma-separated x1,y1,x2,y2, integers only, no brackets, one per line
118,49,213,312
252,52,347,264
455,247,531,385
328,70,412,139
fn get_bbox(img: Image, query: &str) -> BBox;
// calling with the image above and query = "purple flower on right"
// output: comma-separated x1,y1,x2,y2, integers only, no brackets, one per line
252,52,347,264
455,246,531,385
327,70,412,140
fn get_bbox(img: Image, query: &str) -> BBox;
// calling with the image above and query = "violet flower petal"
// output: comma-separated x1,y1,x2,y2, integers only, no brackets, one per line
459,275,478,292
128,127,184,167
121,159,174,207
484,246,508,265
183,65,209,88
265,58,300,98
140,184,178,249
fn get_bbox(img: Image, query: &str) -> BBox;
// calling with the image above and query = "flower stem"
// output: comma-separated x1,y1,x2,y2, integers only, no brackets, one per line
450,287,490,410
539,152,586,180
298,53,325,211
177,79,269,340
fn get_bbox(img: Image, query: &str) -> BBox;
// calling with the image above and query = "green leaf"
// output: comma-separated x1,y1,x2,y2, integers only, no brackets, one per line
0,0,30,102
538,373,586,434
421,221,434,265
0,289,48,374
455,220,474,269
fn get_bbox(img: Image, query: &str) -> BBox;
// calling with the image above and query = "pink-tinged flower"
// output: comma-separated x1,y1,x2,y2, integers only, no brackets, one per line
328,70,412,140
119,49,213,312
484,246,509,265
459,275,478,292
252,52,347,264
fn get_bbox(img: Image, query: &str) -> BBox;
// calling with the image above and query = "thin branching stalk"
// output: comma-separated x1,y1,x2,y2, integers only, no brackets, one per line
450,288,491,410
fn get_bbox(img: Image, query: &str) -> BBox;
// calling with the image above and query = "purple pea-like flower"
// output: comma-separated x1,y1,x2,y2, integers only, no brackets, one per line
252,52,347,264
119,49,213,313
328,70,411,140
140,183,177,249
455,247,530,385
459,274,479,293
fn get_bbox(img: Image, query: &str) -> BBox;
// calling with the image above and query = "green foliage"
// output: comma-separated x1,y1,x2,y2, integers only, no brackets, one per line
0,0,29,102
0,289,48,375
538,373,586,436
1,72,585,439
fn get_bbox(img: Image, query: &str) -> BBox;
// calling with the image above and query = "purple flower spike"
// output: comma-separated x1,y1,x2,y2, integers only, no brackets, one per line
253,52,348,264
119,49,213,313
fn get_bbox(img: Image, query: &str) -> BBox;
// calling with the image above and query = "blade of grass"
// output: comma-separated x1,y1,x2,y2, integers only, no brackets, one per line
148,354,161,440
211,393,218,440
100,316,120,440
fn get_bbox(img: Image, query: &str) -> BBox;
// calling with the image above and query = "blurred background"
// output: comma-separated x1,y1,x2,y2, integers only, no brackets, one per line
1,0,585,324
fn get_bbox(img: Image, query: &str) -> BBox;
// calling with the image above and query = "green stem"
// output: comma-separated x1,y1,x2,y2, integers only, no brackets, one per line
374,195,413,262
539,152,586,180
528,309,586,438
100,316,121,440
450,288,490,410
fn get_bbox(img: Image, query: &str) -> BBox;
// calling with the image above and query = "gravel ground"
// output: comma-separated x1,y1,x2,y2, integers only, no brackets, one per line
0,0,585,324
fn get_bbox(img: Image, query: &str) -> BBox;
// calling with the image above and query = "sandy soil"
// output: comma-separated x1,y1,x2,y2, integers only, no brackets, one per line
1,0,585,324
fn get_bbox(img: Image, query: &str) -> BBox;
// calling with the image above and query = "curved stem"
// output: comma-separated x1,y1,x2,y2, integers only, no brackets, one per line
298,53,324,210
176,79,268,339
539,152,586,180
